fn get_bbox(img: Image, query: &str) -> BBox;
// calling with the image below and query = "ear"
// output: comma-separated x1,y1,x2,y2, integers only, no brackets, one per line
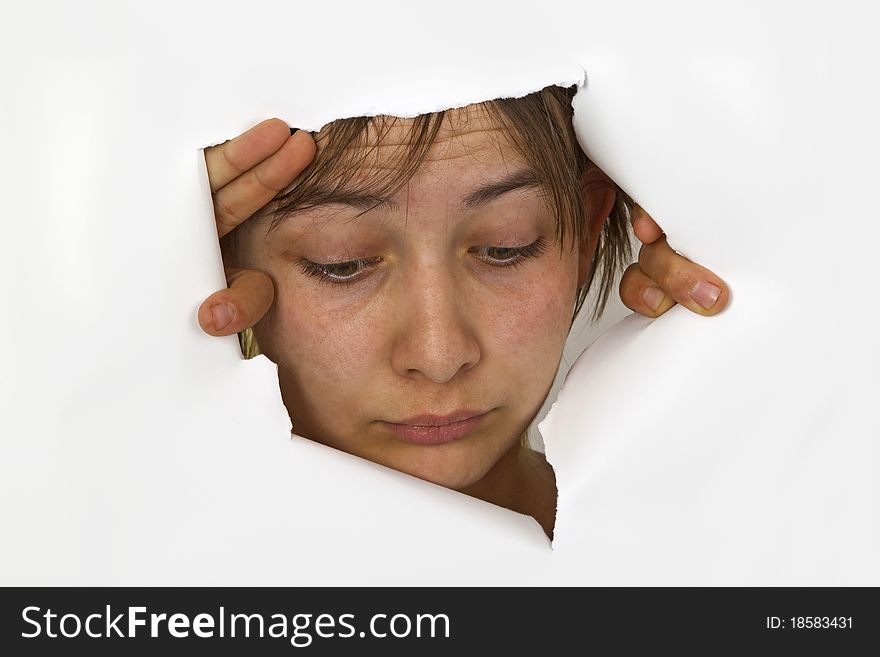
577,166,616,289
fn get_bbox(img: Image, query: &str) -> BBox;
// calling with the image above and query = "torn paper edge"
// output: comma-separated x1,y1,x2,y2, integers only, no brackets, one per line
198,67,588,150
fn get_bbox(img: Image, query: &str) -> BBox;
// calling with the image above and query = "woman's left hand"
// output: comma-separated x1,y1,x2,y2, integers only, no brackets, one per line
620,206,730,317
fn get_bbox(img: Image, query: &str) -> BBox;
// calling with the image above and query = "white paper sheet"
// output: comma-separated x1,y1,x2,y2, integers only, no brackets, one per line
2,0,876,584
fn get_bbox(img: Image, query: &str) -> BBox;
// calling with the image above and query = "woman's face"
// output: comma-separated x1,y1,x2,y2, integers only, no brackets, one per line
235,104,596,491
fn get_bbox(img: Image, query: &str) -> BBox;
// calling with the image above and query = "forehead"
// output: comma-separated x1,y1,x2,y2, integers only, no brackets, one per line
321,102,516,167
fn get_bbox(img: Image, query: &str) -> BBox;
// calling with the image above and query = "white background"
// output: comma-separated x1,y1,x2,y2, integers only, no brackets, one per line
1,0,877,585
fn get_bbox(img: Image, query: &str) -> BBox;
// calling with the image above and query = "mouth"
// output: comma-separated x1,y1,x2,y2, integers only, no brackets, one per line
380,410,491,445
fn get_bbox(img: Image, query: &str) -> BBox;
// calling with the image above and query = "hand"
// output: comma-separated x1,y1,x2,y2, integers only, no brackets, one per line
197,119,316,336
619,206,729,317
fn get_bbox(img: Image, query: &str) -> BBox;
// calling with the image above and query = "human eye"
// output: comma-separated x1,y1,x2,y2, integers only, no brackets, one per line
296,256,382,285
473,236,549,269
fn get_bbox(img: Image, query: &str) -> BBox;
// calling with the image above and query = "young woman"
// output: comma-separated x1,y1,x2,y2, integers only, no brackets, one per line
197,86,729,539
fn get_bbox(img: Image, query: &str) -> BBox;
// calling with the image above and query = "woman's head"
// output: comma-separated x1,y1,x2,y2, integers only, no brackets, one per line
224,84,632,491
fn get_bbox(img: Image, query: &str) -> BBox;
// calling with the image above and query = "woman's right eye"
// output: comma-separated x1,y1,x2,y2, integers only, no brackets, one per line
297,257,382,285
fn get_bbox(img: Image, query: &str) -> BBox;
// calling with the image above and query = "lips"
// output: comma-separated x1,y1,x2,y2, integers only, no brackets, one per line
393,410,487,426
381,409,491,445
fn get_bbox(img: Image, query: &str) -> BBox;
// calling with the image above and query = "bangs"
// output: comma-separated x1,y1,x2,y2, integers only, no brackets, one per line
483,88,589,253
266,112,446,235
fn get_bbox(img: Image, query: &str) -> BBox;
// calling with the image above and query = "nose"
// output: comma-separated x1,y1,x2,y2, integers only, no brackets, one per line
389,260,481,384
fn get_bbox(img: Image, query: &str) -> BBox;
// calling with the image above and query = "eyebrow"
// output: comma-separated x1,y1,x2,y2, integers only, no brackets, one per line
459,168,543,210
304,167,543,216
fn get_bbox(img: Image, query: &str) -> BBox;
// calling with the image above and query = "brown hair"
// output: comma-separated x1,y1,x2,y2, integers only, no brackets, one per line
233,84,633,359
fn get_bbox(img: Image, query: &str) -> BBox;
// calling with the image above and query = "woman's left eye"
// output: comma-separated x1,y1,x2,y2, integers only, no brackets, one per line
474,236,548,267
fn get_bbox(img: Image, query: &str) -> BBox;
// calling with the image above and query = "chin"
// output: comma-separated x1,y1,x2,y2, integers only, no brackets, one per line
394,450,494,492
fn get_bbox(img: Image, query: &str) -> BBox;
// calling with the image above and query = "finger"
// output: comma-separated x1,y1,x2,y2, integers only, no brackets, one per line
631,206,665,244
212,130,316,238
204,118,292,193
197,268,275,336
619,262,677,317
638,236,730,315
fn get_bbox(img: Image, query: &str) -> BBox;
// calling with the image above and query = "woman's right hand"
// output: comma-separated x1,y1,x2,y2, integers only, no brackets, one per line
197,118,316,336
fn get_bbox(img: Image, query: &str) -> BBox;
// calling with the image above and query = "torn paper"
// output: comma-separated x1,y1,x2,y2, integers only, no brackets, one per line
2,0,877,585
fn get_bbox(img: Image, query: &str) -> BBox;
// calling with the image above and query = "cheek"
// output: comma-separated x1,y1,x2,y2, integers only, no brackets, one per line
245,238,380,382
488,255,579,364
258,286,374,385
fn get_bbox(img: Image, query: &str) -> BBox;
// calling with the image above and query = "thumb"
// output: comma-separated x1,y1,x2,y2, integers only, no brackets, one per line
197,267,275,336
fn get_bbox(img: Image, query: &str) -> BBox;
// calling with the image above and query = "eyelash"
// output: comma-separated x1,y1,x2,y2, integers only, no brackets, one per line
296,236,549,286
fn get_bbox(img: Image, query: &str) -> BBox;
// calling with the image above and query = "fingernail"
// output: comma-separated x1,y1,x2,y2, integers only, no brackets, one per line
211,303,234,330
290,127,299,135
642,286,665,311
690,281,721,309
